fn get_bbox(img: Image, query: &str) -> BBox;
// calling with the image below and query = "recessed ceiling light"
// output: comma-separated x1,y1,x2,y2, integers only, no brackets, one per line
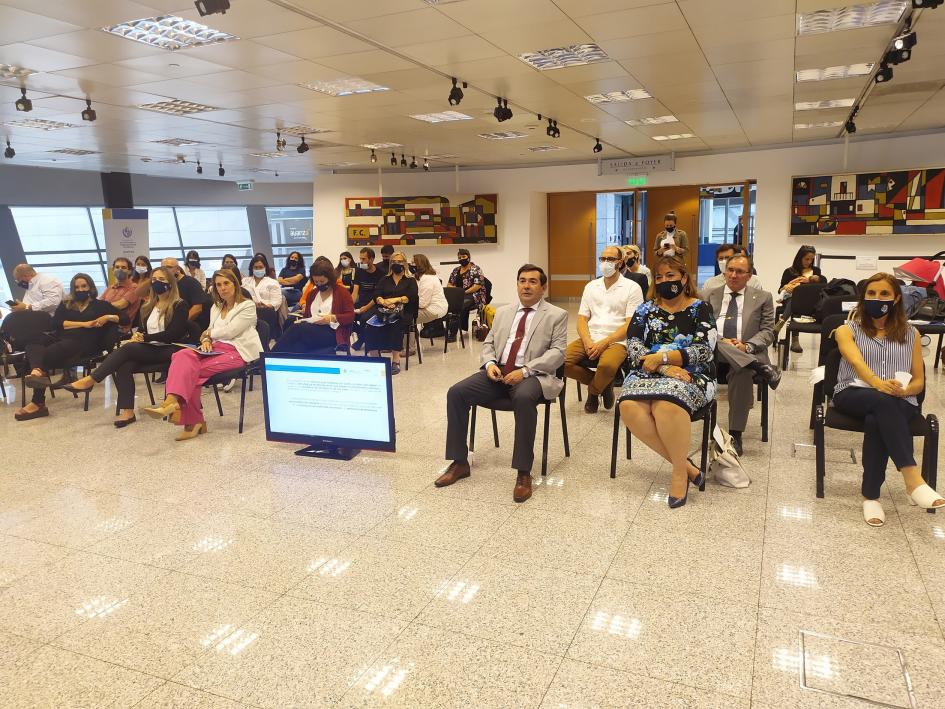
151,137,205,146
795,63,875,82
519,43,609,70
794,121,845,129
794,98,857,110
585,89,652,103
102,15,239,51
137,99,219,115
361,142,402,149
250,151,291,159
652,133,695,141
324,161,359,167
528,145,566,152
625,115,678,126
409,111,473,123
797,1,907,36
0,63,37,79
424,153,457,160
280,125,330,136
478,131,528,140
298,78,389,96
48,148,99,156
4,118,78,131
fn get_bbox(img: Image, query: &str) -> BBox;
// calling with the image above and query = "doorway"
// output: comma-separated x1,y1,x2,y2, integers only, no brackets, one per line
697,183,756,286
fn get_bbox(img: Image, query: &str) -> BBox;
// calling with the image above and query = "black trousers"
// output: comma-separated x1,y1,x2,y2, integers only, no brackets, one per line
91,343,176,410
833,387,919,500
256,306,280,340
454,295,478,334
25,339,84,405
445,369,543,473
273,322,337,354
362,319,408,353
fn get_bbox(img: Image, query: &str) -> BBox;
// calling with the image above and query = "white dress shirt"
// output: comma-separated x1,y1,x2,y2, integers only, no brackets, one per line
578,276,643,342
22,272,64,313
242,275,282,308
304,291,339,329
500,301,540,369
717,287,746,340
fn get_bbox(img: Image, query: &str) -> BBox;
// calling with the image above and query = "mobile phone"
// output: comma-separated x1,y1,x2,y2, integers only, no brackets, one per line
5,300,15,307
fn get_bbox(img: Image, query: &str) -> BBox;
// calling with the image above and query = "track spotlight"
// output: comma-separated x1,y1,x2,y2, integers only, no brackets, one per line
410,156,417,169
875,63,894,83
494,97,504,121
912,0,943,9
885,47,911,64
593,138,603,153
845,118,857,134
551,120,560,138
448,77,466,106
546,118,554,137
390,152,397,166
194,0,230,16
370,149,377,163
297,136,309,154
894,31,917,51
423,158,429,171
276,132,286,152
15,88,32,112
502,99,512,121
400,153,407,167
4,139,14,159
218,162,225,177
81,98,97,122
196,160,203,174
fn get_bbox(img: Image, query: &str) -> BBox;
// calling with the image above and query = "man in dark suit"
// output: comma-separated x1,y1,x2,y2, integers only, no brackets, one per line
706,254,780,455
435,264,568,502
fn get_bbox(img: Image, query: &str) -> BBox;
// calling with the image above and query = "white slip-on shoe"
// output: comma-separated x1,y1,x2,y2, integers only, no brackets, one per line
862,500,885,527
908,483,945,510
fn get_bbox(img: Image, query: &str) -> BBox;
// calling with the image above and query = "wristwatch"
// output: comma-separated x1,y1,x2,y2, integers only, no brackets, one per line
745,343,755,355
661,351,669,365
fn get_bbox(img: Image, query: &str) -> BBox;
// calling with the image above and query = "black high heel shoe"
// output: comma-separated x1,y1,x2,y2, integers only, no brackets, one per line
687,456,706,489
668,469,690,509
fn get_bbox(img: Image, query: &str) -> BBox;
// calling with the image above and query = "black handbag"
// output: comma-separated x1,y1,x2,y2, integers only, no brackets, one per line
913,297,945,321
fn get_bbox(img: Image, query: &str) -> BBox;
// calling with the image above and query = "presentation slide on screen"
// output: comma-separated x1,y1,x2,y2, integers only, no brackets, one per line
264,357,392,443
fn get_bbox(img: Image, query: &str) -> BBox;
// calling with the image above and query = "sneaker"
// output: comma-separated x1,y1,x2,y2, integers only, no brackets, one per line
390,363,401,375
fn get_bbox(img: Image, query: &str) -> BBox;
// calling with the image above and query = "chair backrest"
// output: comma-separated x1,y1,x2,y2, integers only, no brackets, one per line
482,277,494,304
444,286,465,314
791,283,827,316
817,313,847,366
256,319,271,355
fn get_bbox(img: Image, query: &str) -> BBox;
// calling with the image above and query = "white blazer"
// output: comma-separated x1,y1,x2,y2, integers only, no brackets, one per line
208,300,262,362
242,275,282,309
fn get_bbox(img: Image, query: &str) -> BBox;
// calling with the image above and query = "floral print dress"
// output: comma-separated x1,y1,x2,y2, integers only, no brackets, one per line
618,300,717,415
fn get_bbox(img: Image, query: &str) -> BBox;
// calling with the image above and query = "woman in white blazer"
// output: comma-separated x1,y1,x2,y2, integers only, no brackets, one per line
143,269,262,440
243,255,283,338
412,253,448,325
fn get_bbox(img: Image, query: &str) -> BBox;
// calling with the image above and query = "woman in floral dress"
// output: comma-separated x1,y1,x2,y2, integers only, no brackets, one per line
618,256,717,508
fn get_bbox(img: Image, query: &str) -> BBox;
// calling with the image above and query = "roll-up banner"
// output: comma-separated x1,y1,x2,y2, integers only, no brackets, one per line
102,208,149,271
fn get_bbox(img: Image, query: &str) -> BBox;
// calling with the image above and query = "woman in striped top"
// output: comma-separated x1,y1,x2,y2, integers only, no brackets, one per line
834,272,945,526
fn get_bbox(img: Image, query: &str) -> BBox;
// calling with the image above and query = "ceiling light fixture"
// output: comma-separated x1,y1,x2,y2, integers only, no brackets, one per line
138,99,219,115
81,98,96,122
794,98,857,110
652,133,696,141
249,151,290,159
151,137,203,146
298,77,389,96
519,43,609,70
528,145,566,152
4,139,14,159
218,162,225,177
390,152,397,166
362,142,402,150
884,46,911,64
410,156,417,169
492,98,513,122
196,159,203,174
0,64,37,80
875,63,894,82
544,119,560,138
894,30,917,50
370,149,377,163
102,15,239,51
400,153,407,167
448,77,466,105
794,121,845,129
625,115,678,126
912,0,943,8
478,131,527,140
797,1,908,36
194,0,230,16
593,138,603,153
795,63,874,82
423,158,430,171
15,88,32,112
276,132,286,152
3,118,77,131
296,136,309,154
48,148,99,156
279,125,329,136
584,89,652,103
845,105,860,134
409,110,472,123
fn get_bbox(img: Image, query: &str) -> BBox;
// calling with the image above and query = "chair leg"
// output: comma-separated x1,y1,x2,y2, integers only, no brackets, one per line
469,406,477,452
559,396,570,457
459,327,465,349
761,384,769,442
541,402,550,477
936,334,944,369
213,384,224,416
491,410,499,448
576,381,582,402
814,405,826,499
415,326,423,365
699,406,712,492
238,374,247,434
144,373,156,406
781,330,790,369
924,416,938,514
114,374,120,416
610,405,620,478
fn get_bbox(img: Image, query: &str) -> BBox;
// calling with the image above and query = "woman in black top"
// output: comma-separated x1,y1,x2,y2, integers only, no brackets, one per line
362,251,418,374
65,267,193,428
779,245,826,353
336,251,357,294
16,274,120,420
277,251,306,306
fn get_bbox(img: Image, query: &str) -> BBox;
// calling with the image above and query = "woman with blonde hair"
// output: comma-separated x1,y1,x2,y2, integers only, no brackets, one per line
834,272,944,525
143,269,261,440
617,256,717,508
362,251,418,375
64,267,194,427
412,253,448,326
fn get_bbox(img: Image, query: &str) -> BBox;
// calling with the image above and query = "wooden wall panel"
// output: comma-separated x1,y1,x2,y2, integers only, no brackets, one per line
547,191,596,298
645,186,701,277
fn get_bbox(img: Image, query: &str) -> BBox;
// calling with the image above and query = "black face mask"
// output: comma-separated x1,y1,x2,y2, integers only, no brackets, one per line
187,260,199,267
627,257,637,267
15,279,29,289
73,290,91,302
391,263,405,275
151,280,170,295
317,282,330,292
863,299,893,319
458,258,470,267
408,265,417,275
655,280,684,300
289,260,299,267
665,225,676,233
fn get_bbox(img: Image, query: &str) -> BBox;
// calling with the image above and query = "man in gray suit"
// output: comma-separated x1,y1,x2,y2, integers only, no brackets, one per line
706,254,781,455
435,264,568,502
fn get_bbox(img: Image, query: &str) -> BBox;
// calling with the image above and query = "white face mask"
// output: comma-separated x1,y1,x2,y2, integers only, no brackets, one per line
600,261,617,278
340,259,351,268
718,260,728,273
135,265,148,274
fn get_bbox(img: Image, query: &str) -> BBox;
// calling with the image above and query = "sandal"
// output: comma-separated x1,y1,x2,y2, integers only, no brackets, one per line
862,500,885,527
908,484,945,509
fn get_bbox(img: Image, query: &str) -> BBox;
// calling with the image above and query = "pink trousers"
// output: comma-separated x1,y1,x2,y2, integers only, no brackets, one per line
165,343,245,426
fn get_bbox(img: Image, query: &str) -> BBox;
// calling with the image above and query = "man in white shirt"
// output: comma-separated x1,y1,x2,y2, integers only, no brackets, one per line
700,244,762,298
565,245,643,413
9,264,63,314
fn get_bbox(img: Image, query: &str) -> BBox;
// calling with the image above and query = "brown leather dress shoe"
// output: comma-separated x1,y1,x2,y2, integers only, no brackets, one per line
583,394,600,414
513,473,532,503
435,461,471,487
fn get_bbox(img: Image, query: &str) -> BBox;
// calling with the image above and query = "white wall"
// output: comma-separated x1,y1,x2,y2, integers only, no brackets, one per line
314,131,945,303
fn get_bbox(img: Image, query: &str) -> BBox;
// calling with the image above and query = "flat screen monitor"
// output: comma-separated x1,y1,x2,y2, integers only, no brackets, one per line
260,353,395,459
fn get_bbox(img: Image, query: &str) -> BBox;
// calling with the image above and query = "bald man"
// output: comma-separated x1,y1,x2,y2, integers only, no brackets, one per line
9,264,63,314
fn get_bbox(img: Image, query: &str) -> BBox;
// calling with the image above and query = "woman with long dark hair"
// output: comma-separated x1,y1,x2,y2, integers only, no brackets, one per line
834,272,944,525
779,245,827,353
277,251,306,306
273,259,354,354
336,251,357,294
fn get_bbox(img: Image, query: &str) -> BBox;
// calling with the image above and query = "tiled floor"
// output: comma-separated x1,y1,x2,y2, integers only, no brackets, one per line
2,305,945,708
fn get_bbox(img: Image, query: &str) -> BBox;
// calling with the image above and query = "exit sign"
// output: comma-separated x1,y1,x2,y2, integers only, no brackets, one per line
236,181,254,191
626,176,647,186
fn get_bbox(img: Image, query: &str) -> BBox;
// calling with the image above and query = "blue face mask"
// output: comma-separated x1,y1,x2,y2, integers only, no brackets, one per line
16,279,29,289
863,298,893,319
114,269,129,281
253,269,266,278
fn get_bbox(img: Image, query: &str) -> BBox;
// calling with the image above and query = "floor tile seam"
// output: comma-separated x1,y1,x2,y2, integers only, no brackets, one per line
754,601,945,641
27,641,176,683
600,569,764,606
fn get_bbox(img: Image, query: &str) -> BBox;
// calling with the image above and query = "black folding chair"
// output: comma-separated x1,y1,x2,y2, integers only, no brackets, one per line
403,318,423,371
571,356,625,403
779,283,826,368
610,397,717,486
468,366,570,477
202,320,270,433
441,287,466,352
814,348,937,513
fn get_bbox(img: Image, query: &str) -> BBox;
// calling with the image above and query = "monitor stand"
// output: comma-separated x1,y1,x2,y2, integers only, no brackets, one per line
294,445,360,461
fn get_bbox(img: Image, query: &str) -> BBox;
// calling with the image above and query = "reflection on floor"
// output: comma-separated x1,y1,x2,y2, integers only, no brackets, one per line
1,304,944,708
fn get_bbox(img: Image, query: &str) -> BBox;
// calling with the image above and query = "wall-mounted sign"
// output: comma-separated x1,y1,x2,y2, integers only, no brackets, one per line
599,154,674,176
236,181,254,191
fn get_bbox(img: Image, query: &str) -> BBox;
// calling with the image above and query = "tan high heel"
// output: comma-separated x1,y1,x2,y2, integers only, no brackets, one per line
175,422,208,441
142,401,180,420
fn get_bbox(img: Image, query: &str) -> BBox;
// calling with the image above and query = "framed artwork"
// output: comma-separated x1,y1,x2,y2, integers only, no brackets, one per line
345,194,498,246
790,168,945,236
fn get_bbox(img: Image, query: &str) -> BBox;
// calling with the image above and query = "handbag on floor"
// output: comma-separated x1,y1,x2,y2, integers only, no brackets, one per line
708,424,751,488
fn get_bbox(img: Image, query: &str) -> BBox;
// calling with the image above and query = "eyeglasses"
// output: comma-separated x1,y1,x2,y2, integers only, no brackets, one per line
726,268,750,276
599,256,621,263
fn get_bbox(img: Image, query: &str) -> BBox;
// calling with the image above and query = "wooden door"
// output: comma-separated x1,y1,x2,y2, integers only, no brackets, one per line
547,191,596,298
645,186,701,277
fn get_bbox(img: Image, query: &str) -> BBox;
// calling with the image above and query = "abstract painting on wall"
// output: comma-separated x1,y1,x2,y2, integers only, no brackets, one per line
345,194,498,246
790,168,945,236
